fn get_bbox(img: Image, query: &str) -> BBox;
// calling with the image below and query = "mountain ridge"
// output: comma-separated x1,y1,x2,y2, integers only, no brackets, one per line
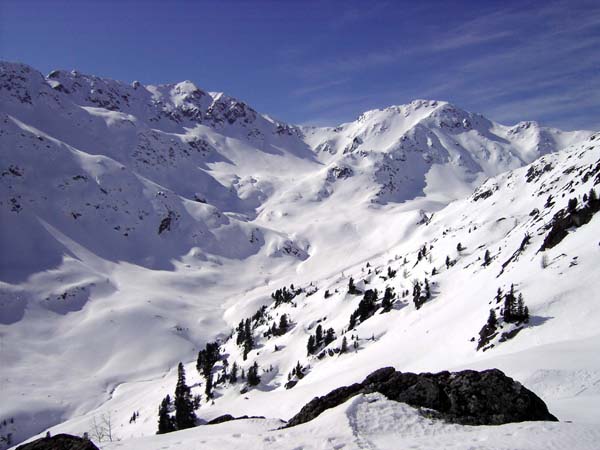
1,61,599,449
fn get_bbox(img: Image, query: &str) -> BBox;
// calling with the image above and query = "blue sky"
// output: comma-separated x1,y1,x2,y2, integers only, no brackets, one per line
1,0,599,130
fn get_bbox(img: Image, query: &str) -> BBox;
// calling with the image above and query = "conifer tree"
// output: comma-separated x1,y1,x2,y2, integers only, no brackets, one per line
157,395,175,434
247,362,261,386
340,336,348,354
174,363,196,430
424,278,431,299
243,319,253,360
278,314,289,334
502,285,515,322
412,281,422,309
236,320,245,345
307,335,315,355
445,255,451,269
230,362,238,383
244,318,252,340
568,197,578,212
243,338,253,360
196,342,220,378
348,311,357,330
516,293,525,320
348,277,358,294
193,395,201,410
324,328,335,346
295,361,304,379
484,249,491,266
381,286,394,312
315,324,323,346
205,373,213,399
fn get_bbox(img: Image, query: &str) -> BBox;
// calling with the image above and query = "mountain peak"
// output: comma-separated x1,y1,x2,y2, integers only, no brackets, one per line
1,61,599,449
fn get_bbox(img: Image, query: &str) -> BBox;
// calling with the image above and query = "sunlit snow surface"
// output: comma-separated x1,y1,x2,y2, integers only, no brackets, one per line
100,394,600,450
1,62,599,449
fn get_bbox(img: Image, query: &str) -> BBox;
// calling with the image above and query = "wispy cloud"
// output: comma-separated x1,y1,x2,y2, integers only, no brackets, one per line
482,86,600,130
278,0,600,129
330,1,392,29
282,4,527,79
290,78,350,97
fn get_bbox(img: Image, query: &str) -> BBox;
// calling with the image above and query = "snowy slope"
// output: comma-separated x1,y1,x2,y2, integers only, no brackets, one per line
95,394,600,450
303,100,590,204
21,131,600,450
0,61,598,449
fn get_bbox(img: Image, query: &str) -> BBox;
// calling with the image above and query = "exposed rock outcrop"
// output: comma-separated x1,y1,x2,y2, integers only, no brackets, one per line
286,367,557,427
207,414,266,425
16,434,99,450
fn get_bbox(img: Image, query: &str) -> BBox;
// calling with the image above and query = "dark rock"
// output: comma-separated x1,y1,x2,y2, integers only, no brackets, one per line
285,367,557,428
207,414,235,425
158,216,171,234
285,383,362,427
284,379,298,390
499,327,523,342
207,414,265,425
16,433,99,450
540,196,600,251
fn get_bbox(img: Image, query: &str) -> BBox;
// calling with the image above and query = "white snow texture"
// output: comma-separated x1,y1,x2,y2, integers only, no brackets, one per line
1,62,599,449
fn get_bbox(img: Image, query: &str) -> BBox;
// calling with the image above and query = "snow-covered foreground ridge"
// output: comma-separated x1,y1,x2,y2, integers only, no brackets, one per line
1,61,599,449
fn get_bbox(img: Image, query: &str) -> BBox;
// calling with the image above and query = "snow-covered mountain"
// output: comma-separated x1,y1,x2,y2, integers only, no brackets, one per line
1,62,598,449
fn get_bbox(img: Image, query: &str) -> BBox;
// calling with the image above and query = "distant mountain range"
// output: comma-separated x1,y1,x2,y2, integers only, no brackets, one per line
1,61,598,450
